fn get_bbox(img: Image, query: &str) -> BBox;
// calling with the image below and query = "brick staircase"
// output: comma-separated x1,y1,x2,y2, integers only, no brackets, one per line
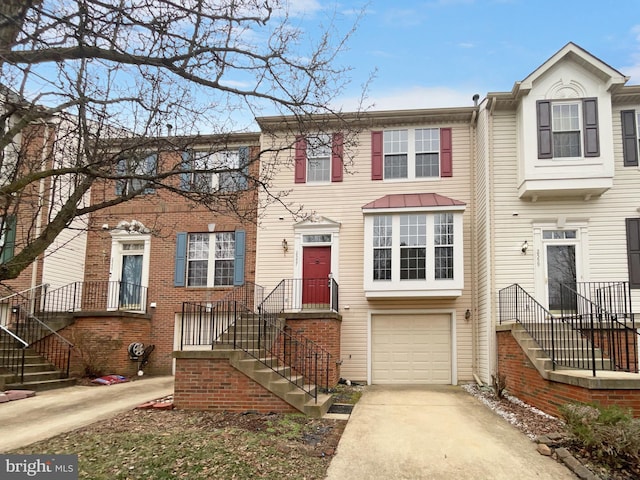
507,322,640,387
512,322,613,373
177,308,334,417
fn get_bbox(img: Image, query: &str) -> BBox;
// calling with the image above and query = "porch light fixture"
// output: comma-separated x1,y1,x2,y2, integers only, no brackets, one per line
282,238,288,252
465,309,471,321
521,240,528,254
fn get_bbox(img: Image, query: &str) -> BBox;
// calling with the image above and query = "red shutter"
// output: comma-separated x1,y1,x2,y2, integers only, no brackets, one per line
294,135,306,183
440,127,452,177
371,131,383,180
537,100,552,159
331,132,344,182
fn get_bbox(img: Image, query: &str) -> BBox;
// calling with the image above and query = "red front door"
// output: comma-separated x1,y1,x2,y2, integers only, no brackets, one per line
302,246,331,306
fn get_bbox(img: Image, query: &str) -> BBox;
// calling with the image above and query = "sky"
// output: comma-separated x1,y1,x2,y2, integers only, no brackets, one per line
296,0,640,112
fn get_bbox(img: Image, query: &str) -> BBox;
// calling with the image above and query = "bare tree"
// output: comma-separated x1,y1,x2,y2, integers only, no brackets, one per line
0,0,364,282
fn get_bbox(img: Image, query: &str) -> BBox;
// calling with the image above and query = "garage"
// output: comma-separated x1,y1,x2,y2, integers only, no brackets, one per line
371,313,452,384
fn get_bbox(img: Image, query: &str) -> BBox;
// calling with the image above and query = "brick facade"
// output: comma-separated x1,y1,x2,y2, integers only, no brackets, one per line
58,312,152,377
82,141,260,375
283,313,342,386
173,355,298,413
497,329,640,417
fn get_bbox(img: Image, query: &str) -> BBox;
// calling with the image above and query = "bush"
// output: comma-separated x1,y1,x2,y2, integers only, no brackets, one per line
559,402,640,473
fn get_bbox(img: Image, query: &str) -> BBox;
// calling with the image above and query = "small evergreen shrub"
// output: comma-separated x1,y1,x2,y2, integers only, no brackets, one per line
559,402,640,474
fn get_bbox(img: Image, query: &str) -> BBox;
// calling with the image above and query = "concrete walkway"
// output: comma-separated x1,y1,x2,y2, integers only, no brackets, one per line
326,385,576,480
0,376,174,452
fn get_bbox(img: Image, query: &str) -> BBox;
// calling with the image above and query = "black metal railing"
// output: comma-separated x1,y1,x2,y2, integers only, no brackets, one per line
11,305,73,381
499,283,639,376
575,281,633,322
41,281,148,314
218,281,265,312
0,324,28,380
258,277,339,314
180,299,332,402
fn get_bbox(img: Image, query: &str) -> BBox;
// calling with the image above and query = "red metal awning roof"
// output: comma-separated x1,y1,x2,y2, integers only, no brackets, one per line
362,193,466,210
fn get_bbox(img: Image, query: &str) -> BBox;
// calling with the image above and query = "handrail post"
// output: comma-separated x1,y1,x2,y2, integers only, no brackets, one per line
590,305,597,377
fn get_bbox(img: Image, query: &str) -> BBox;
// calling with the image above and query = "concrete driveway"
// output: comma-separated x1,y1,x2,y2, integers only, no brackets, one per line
325,385,575,480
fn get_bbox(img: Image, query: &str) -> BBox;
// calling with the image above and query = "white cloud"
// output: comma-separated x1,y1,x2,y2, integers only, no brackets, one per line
336,85,480,112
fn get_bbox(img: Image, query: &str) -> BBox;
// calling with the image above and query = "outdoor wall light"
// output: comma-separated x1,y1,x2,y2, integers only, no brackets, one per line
282,238,288,252
521,240,529,254
465,309,471,321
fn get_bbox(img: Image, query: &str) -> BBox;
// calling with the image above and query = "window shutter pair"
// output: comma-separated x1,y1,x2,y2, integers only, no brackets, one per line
370,128,453,180
621,110,638,167
173,230,246,287
536,99,600,159
294,134,344,183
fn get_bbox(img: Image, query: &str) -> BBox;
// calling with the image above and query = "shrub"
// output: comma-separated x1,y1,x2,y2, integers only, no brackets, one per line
559,402,640,474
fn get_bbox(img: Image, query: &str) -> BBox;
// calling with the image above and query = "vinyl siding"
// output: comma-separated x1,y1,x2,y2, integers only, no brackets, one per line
257,121,475,383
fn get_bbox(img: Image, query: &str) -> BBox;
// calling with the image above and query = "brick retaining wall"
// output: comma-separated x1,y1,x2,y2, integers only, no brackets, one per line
497,329,640,417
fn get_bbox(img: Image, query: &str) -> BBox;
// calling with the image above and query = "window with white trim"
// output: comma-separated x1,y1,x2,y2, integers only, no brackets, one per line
182,148,247,192
370,213,457,282
383,129,440,180
306,135,331,183
186,232,236,287
115,153,158,195
552,102,581,158
373,216,392,280
400,214,426,280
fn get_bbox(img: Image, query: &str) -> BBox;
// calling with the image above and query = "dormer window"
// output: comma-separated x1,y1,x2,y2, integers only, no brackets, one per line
552,102,581,158
537,98,599,160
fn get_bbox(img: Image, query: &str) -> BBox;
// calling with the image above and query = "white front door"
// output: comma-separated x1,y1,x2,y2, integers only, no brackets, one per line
543,230,580,312
109,233,151,311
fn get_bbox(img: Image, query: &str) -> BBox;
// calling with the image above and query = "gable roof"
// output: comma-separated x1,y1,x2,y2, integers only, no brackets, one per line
487,42,630,105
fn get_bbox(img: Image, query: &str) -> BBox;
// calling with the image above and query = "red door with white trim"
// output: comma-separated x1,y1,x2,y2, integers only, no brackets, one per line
302,246,331,306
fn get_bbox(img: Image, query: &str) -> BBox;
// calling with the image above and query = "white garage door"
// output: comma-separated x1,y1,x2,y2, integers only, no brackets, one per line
371,314,452,384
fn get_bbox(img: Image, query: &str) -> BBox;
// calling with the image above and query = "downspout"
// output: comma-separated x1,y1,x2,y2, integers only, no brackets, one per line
31,121,51,293
487,97,497,382
469,101,478,378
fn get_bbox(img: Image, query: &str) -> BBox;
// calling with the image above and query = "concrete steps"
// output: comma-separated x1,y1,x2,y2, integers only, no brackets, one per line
230,349,333,418
183,312,333,417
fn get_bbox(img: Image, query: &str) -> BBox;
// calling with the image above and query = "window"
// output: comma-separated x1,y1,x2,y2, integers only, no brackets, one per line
0,114,20,186
434,213,454,279
186,232,236,287
371,128,452,180
370,213,457,282
621,110,639,167
537,98,599,159
306,135,331,182
400,215,426,279
181,147,248,192
115,153,158,195
373,216,392,280
294,133,343,183
552,103,581,158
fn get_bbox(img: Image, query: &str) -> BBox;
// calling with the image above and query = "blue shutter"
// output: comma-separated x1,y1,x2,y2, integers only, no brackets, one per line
234,230,246,286
174,232,187,287
1,216,16,264
180,151,192,190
